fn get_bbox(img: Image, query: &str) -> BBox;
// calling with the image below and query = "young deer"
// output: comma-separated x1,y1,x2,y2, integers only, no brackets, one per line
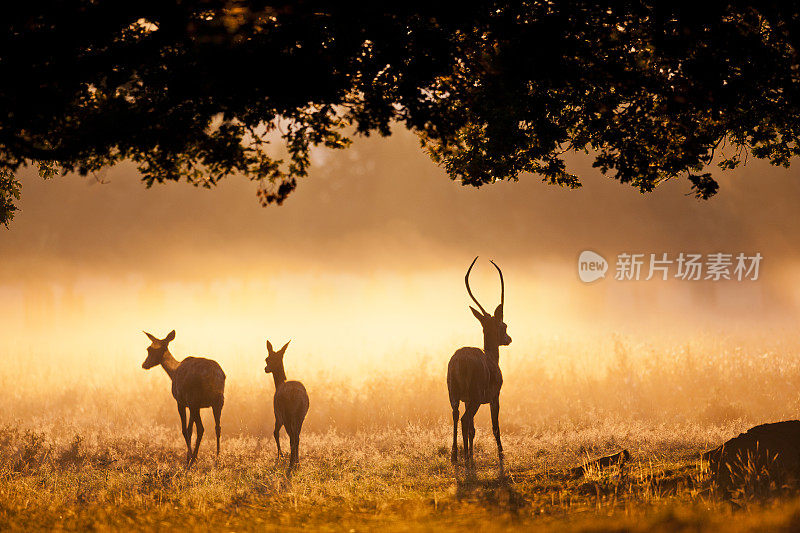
447,257,511,469
264,340,309,469
142,330,226,466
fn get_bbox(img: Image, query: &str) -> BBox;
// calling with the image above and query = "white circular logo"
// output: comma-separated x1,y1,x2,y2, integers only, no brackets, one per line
578,250,608,283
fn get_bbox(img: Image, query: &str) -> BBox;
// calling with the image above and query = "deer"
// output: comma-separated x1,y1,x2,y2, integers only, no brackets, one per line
447,257,511,470
141,330,226,466
264,340,309,469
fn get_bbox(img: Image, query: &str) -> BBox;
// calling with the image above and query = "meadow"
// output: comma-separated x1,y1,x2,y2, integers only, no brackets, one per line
3,332,800,531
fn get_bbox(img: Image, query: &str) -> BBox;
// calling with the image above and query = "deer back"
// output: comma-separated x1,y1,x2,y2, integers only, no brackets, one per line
172,357,226,408
274,380,309,425
447,347,502,405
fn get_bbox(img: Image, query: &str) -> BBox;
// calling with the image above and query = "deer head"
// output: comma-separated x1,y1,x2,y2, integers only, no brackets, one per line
264,340,291,374
465,257,511,346
142,329,176,369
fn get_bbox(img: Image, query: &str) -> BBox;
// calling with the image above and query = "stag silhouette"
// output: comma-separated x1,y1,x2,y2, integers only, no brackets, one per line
142,330,226,466
447,257,511,469
265,340,309,469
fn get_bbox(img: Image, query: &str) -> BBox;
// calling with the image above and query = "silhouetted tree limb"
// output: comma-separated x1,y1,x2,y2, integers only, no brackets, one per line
2,1,800,225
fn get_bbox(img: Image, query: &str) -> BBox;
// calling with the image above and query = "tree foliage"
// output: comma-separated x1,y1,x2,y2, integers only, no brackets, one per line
3,1,800,225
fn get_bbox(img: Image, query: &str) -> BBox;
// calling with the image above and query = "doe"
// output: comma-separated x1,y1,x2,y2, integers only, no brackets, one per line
264,340,309,469
447,257,511,469
142,330,226,466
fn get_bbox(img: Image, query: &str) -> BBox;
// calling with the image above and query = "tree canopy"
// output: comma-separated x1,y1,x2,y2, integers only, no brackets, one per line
3,1,800,225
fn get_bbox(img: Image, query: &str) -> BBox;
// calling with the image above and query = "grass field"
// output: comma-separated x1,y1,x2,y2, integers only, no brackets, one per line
5,423,800,531
2,333,800,530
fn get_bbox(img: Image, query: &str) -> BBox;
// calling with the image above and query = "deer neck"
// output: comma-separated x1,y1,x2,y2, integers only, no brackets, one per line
271,364,287,389
483,335,500,364
160,350,181,380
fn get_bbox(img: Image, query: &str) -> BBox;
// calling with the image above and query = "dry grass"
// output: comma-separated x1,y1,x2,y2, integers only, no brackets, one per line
2,423,800,531
2,333,800,530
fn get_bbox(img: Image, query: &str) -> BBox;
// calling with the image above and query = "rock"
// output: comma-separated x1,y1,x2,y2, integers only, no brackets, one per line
703,420,800,494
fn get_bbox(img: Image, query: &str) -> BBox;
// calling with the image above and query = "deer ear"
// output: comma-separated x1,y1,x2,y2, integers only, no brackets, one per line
165,330,176,343
144,331,158,343
279,340,290,355
266,340,274,353
470,306,486,322
494,304,503,321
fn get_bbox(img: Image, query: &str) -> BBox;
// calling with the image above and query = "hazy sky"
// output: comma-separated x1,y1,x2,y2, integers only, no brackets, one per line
2,129,799,372
3,129,799,276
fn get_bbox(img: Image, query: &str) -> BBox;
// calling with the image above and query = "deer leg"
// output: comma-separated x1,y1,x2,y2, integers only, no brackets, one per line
289,430,299,469
461,402,480,467
212,401,222,459
190,408,204,464
469,418,476,457
184,408,195,466
273,419,283,458
451,401,460,464
490,399,504,465
460,413,470,467
178,403,191,459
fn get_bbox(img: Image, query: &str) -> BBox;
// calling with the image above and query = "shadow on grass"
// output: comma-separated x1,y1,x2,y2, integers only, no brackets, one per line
453,465,527,515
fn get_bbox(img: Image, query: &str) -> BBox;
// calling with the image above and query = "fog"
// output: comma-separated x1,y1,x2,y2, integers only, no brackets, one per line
1,129,799,383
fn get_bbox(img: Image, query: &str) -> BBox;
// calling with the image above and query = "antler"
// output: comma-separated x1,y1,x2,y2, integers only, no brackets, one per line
465,256,488,315
490,260,504,308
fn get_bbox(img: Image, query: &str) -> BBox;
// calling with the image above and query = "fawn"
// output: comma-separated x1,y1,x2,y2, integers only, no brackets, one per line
264,340,309,469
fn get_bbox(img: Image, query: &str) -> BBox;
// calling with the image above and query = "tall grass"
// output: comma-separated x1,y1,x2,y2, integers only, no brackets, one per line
2,333,800,530
2,333,798,440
